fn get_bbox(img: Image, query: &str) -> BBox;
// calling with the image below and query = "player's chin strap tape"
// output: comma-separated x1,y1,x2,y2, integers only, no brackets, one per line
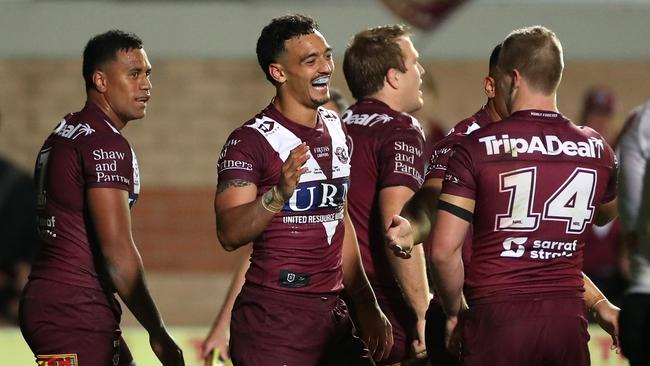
438,200,473,223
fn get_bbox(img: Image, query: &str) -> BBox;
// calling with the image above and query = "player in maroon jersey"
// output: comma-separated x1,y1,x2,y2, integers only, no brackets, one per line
342,24,429,365
429,26,618,365
389,39,621,364
215,15,392,365
18,30,183,366
199,89,351,365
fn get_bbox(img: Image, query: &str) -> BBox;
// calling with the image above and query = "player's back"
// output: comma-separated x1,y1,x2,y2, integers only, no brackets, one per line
445,110,617,303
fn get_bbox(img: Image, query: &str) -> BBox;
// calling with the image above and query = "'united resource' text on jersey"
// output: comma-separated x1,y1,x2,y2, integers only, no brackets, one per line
217,103,350,295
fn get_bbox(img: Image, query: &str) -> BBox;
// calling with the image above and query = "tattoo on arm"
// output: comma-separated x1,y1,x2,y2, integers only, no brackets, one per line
217,179,252,193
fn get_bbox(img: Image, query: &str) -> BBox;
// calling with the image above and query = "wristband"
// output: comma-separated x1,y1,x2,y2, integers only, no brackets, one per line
261,186,285,213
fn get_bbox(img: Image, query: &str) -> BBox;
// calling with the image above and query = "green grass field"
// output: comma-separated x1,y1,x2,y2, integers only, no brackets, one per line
1,325,627,365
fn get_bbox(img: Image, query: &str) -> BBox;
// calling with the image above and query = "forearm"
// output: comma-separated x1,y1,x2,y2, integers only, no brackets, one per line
217,187,284,250
209,257,249,334
385,244,430,319
431,251,465,317
401,184,441,244
105,247,165,333
342,212,379,306
583,272,607,310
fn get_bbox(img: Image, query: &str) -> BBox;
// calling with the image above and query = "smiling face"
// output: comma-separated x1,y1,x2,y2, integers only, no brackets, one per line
99,48,152,126
272,30,334,109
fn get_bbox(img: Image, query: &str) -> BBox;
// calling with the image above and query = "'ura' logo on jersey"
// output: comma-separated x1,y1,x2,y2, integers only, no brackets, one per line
335,146,349,164
478,134,604,158
285,179,349,212
53,120,95,140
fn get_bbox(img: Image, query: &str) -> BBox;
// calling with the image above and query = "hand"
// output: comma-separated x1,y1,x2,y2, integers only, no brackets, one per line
592,299,620,349
200,328,230,366
355,302,394,362
278,143,310,200
149,327,185,366
385,215,414,258
444,315,462,358
410,317,427,357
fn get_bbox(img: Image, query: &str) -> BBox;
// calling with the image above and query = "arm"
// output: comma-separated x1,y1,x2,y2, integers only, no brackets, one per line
201,249,251,363
385,178,443,255
342,208,393,362
88,188,184,366
429,194,474,318
378,186,430,354
594,198,618,226
583,272,620,347
215,143,309,250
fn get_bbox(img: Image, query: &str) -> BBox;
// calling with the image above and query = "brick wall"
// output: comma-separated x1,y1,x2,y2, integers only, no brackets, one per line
2,59,649,272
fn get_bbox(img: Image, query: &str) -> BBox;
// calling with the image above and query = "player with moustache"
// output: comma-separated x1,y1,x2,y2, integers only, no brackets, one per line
427,26,618,365
215,14,392,365
19,30,184,366
388,40,622,365
341,25,429,365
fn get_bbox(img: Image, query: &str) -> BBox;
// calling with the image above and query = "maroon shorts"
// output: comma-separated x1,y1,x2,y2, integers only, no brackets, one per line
230,283,375,366
461,296,589,366
19,278,133,366
373,290,417,364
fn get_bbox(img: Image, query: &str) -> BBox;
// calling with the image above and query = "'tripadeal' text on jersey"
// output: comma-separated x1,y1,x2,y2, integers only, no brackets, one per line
217,103,350,295
30,102,141,291
442,110,617,304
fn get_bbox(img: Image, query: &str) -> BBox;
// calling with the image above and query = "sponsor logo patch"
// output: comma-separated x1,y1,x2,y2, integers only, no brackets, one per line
36,353,78,366
53,120,95,140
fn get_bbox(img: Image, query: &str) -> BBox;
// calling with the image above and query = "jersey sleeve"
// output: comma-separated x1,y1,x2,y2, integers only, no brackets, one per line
377,122,426,192
425,136,457,181
217,127,266,186
440,143,477,201
80,133,133,191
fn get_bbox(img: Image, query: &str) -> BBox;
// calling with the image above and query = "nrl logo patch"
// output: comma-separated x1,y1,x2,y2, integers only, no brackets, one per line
335,146,349,164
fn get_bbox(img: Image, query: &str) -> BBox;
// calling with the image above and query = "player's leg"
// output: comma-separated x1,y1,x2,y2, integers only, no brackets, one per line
320,297,375,366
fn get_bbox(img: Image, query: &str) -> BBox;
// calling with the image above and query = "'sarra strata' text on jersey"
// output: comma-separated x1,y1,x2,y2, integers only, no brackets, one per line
442,110,617,303
31,102,140,290
217,104,350,295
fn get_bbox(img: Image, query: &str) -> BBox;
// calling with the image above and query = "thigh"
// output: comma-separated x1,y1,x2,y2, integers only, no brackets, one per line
20,279,122,365
461,299,589,366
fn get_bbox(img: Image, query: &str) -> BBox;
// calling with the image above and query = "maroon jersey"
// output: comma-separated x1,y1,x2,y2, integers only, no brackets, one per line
426,106,492,181
217,103,350,295
442,110,617,304
342,98,426,292
30,102,141,291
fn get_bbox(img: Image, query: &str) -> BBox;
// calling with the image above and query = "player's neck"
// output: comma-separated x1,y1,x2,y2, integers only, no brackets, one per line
510,89,558,115
273,94,319,128
485,100,502,122
368,90,404,114
87,91,127,130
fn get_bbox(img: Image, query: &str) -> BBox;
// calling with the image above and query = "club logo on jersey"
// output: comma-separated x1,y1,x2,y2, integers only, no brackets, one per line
258,120,275,133
499,236,579,260
36,353,78,366
285,179,349,212
335,146,349,164
342,111,393,127
53,120,95,140
478,135,604,158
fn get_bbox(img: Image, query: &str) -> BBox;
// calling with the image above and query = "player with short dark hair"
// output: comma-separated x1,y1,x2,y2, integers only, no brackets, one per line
19,30,184,366
215,14,392,365
429,26,618,365
342,24,430,365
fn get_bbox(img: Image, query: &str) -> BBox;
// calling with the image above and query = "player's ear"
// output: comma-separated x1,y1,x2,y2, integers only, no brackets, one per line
512,69,522,89
386,68,400,89
269,63,286,84
92,70,108,93
484,76,495,98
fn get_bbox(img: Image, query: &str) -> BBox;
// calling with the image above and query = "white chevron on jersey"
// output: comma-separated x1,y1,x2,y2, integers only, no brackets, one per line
320,109,351,179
